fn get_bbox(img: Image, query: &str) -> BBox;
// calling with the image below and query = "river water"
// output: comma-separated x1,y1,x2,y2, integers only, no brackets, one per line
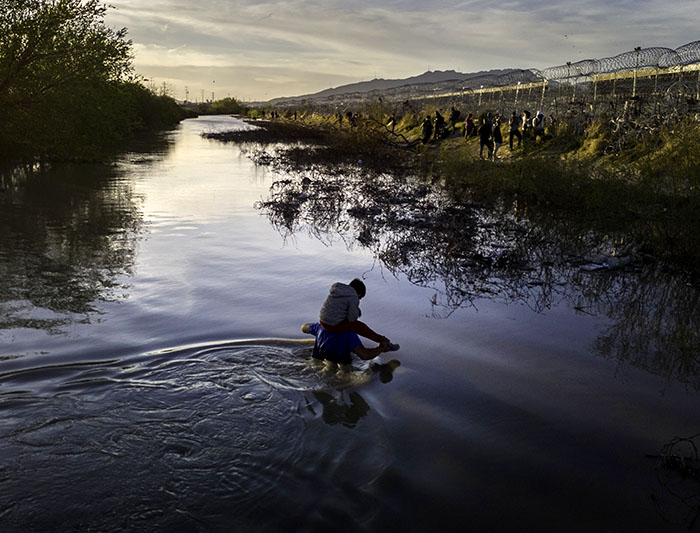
1,116,699,532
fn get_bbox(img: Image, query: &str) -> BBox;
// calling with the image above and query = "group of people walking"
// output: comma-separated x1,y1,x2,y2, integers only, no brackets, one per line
421,106,549,161
420,107,464,143
471,110,547,161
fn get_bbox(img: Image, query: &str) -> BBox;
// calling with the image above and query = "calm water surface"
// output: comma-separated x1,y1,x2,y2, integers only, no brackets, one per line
1,116,699,532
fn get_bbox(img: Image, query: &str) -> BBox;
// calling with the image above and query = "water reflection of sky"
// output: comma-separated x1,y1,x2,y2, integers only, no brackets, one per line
1,116,700,531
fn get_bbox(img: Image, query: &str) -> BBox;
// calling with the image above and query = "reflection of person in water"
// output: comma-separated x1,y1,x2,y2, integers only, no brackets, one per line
310,391,370,428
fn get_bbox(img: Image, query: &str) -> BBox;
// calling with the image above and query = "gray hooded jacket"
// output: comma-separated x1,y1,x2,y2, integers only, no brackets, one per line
319,282,361,325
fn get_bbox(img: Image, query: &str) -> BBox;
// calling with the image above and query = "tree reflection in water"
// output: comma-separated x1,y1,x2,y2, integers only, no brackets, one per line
256,168,700,387
0,161,147,334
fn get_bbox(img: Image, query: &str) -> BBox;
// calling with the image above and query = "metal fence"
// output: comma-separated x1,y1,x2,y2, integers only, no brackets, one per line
287,40,700,121
414,40,700,120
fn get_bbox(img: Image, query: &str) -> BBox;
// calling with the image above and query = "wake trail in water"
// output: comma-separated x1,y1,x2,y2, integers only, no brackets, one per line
0,338,399,532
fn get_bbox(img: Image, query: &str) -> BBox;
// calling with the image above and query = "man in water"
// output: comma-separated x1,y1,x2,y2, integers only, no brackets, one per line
301,322,389,365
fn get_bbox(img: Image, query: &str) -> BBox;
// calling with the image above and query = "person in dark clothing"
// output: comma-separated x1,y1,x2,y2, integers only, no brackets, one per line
449,107,460,133
533,111,546,140
433,110,445,140
421,116,433,143
478,115,493,159
509,111,522,150
522,110,532,143
464,113,476,138
492,116,503,162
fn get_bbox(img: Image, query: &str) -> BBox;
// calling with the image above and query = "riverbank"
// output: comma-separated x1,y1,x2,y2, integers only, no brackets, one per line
4,116,700,532
0,3,196,165
0,83,196,165
208,113,700,278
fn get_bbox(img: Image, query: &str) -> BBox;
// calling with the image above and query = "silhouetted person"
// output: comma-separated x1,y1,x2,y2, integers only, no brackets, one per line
509,111,522,150
464,113,476,138
492,115,503,162
522,110,532,143
478,115,493,159
449,107,460,133
434,110,445,140
533,111,546,140
421,116,433,143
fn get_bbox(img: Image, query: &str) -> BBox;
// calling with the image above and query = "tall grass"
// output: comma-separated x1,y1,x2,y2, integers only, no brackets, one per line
269,106,700,271
432,116,700,272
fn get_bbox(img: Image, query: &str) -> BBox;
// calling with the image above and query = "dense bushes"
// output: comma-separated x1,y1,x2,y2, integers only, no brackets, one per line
197,97,248,116
0,0,190,162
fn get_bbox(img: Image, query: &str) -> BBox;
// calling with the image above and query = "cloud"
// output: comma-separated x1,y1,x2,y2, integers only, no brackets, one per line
136,64,359,101
106,0,700,100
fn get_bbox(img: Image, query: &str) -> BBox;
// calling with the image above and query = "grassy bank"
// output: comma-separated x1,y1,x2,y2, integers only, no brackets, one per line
240,108,700,275
433,118,700,273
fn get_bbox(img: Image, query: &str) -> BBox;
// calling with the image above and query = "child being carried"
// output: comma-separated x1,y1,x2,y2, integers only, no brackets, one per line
319,278,399,351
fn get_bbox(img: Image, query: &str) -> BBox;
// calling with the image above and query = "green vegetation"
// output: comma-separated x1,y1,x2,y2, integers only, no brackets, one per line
0,0,192,162
255,106,700,274
195,97,249,116
431,117,700,272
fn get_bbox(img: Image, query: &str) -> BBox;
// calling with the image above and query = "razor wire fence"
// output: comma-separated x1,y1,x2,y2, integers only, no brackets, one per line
287,40,700,124
413,40,700,122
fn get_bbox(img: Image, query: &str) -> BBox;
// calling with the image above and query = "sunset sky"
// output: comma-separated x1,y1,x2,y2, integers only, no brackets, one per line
105,0,699,102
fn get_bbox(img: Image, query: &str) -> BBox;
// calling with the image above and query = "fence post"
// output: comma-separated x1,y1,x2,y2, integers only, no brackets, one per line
653,68,659,114
540,80,546,111
593,75,598,103
632,46,641,98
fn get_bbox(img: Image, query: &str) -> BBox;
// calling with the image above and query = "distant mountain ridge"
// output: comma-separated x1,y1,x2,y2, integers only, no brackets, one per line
268,68,520,104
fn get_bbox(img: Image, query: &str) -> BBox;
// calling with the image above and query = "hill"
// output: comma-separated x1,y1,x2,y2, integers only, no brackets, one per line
267,68,525,105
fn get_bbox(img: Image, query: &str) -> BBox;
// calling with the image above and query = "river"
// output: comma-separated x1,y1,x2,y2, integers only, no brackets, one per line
1,116,699,532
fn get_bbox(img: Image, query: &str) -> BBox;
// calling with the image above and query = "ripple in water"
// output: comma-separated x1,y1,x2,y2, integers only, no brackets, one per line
0,340,399,531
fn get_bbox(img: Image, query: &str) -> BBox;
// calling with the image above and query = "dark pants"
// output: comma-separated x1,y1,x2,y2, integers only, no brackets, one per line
479,139,493,158
509,129,522,149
